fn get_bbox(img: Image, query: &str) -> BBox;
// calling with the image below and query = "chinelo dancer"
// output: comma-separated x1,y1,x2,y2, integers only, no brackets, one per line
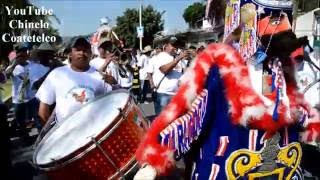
133,0,320,179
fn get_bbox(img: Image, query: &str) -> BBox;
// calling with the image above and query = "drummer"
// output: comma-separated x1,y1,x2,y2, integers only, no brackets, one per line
36,37,115,124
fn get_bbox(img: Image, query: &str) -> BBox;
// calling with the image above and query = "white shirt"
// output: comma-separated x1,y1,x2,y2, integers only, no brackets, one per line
146,55,158,74
118,65,133,88
296,53,320,107
36,65,112,122
90,57,119,84
12,61,48,103
153,52,183,95
137,54,150,80
90,57,105,70
63,58,70,65
0,72,7,104
28,62,50,97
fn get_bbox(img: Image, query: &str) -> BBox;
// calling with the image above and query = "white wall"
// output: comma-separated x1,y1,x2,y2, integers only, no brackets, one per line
295,8,320,46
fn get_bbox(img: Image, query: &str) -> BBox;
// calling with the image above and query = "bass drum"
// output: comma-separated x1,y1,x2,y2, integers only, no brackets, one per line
33,90,149,180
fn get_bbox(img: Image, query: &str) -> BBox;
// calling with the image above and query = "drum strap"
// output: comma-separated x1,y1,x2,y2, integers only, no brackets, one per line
154,73,168,92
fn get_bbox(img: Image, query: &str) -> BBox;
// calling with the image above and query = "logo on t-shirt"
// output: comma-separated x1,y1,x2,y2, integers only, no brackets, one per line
66,86,95,104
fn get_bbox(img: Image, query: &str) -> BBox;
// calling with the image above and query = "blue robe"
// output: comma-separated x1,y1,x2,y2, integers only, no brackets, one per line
188,66,303,180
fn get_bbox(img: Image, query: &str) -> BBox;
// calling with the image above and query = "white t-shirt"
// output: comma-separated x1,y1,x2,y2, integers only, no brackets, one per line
90,57,105,70
146,55,158,74
36,65,112,122
153,52,182,95
137,54,150,80
12,61,48,103
296,53,320,107
90,57,119,84
0,72,7,103
28,62,50,97
118,65,133,88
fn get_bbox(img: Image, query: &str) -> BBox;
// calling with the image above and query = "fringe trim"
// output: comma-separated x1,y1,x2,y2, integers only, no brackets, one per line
135,43,320,175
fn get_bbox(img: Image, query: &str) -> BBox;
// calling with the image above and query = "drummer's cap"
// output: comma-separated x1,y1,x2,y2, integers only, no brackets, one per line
69,37,91,49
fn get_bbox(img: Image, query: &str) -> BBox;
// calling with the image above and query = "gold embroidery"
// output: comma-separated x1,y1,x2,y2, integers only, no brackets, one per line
226,133,302,179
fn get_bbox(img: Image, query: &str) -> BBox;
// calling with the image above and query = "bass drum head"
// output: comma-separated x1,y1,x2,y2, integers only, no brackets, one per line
34,90,130,167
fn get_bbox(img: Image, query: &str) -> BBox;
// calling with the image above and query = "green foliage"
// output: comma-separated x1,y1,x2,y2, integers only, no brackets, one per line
114,5,164,48
183,2,206,29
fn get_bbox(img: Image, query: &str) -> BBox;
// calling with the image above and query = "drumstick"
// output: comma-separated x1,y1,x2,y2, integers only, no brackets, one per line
111,31,119,41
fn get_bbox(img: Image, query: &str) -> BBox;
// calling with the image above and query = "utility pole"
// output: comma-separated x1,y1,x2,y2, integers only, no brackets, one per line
139,0,143,51
292,0,299,31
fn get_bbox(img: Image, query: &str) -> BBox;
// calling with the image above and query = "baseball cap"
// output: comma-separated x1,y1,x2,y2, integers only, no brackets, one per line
165,36,178,46
98,37,113,49
38,42,55,51
69,37,91,49
14,43,28,53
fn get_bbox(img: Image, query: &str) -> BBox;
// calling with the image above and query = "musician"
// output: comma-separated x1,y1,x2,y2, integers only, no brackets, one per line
5,45,34,137
90,37,119,86
152,37,188,115
138,45,153,103
36,37,114,124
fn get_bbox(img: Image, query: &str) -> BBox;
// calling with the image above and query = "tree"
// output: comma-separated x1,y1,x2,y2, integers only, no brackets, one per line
206,0,226,25
114,5,164,48
183,2,206,29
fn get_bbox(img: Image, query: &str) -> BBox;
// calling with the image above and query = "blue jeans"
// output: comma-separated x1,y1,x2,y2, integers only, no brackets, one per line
27,98,42,131
154,93,173,115
139,80,150,102
13,102,28,134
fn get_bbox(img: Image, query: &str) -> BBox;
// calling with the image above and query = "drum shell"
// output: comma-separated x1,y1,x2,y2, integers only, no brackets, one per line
34,95,148,179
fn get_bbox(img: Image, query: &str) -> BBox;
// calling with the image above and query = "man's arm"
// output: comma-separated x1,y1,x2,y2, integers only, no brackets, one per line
148,73,155,89
5,60,18,77
38,102,51,125
98,53,115,73
159,52,186,75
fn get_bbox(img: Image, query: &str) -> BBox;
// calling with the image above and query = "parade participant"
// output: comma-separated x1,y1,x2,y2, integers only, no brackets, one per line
90,37,118,86
0,59,10,178
134,43,320,180
130,48,141,101
134,1,320,179
294,46,320,108
138,45,153,103
147,45,162,93
117,52,134,89
0,62,7,103
32,42,63,90
62,47,71,65
5,45,33,135
36,37,113,124
152,37,187,115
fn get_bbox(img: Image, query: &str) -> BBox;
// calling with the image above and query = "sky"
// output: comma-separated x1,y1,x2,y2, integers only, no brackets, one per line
31,0,201,37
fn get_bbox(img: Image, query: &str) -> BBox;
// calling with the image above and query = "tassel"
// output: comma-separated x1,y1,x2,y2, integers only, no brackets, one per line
272,88,280,121
271,72,276,92
158,90,209,157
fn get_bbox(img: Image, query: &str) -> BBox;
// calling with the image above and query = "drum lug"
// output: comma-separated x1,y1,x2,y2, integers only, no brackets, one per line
118,108,126,119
